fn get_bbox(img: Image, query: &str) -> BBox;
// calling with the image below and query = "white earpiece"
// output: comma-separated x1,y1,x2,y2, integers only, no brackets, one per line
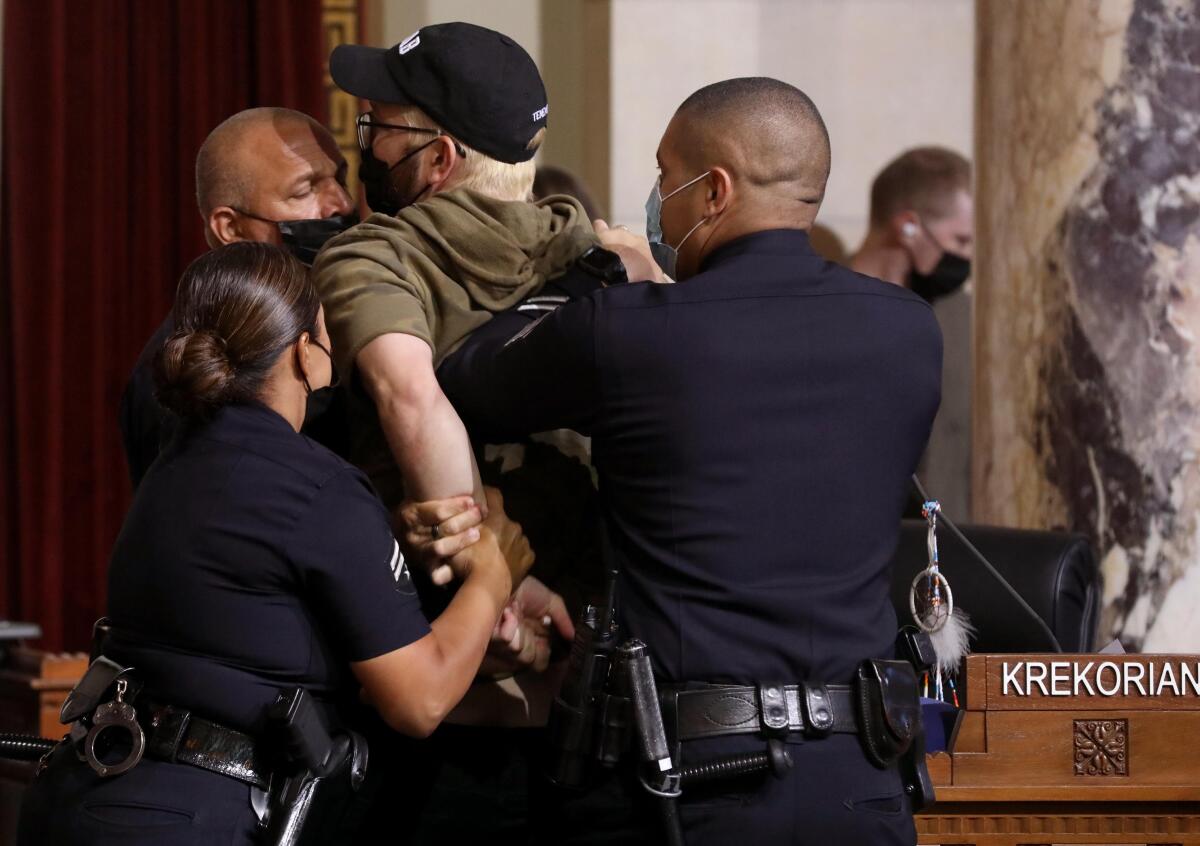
902,222,918,239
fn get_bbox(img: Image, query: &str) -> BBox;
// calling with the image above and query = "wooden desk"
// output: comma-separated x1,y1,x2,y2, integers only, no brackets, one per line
917,654,1200,845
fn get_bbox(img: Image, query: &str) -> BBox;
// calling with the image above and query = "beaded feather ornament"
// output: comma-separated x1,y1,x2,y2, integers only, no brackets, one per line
909,501,974,703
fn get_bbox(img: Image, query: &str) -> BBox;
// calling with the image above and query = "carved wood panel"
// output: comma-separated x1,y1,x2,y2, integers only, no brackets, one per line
322,0,360,201
917,808,1200,844
1074,719,1128,777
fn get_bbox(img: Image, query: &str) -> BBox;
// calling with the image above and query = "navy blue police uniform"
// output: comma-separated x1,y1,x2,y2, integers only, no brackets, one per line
19,401,428,845
437,229,942,845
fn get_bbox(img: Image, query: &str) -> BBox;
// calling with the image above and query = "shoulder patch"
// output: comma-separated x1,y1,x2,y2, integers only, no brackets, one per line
504,311,551,347
389,539,415,593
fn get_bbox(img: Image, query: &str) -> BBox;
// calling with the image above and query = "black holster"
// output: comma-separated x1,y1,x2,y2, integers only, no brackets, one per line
259,688,369,846
260,733,368,846
854,658,934,812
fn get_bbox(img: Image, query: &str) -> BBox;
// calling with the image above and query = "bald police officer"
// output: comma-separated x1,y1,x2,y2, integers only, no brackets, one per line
119,107,357,486
438,77,942,845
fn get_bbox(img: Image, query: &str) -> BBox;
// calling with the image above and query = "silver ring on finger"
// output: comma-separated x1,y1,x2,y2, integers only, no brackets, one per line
430,524,441,541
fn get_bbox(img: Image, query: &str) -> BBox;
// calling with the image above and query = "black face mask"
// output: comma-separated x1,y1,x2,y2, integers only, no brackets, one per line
232,209,359,266
275,213,360,265
358,139,436,217
907,251,971,302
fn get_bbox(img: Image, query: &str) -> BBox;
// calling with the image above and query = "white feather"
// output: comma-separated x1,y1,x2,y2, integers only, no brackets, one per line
929,608,975,674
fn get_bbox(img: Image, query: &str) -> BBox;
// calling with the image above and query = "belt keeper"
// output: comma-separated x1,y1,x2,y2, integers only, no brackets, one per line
154,707,190,764
757,683,788,737
802,683,834,737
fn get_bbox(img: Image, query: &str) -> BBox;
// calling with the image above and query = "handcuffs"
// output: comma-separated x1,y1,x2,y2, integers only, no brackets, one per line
60,656,145,777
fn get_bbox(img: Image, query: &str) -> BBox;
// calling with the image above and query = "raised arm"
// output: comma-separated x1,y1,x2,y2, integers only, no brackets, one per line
356,332,484,506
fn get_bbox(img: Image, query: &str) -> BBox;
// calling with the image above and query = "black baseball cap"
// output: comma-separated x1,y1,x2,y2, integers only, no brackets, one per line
330,22,548,164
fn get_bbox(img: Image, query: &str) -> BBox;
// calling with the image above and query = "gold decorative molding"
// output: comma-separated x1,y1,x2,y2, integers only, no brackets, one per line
1073,718,1128,777
322,0,361,201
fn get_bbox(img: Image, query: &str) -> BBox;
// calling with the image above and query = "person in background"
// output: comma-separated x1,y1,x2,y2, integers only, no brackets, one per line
851,146,975,515
849,146,972,301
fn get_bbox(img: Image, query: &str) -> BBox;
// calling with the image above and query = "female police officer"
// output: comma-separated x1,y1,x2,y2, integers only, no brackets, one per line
18,242,531,844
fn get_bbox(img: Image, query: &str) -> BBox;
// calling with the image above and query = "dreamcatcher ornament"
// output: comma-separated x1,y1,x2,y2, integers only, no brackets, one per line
909,500,975,705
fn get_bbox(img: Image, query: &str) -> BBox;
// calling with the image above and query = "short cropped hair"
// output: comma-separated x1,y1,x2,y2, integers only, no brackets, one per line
675,77,831,194
194,107,317,217
869,147,970,228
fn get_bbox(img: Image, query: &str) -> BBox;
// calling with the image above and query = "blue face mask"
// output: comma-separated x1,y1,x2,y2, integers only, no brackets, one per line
645,171,710,278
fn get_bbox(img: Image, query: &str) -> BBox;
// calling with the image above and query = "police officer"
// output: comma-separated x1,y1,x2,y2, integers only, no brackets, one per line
18,242,531,845
437,78,943,844
119,107,359,488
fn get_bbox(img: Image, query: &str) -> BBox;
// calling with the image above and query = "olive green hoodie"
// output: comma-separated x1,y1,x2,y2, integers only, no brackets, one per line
311,187,598,506
313,187,597,379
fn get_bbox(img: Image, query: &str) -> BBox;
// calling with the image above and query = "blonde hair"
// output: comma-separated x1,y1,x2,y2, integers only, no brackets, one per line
395,106,537,202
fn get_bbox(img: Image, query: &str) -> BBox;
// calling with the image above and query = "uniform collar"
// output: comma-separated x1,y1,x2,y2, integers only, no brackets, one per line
697,228,816,275
203,401,300,442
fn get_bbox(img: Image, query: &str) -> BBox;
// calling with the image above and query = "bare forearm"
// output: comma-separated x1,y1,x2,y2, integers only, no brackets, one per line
357,334,486,508
356,564,509,737
421,567,511,712
378,390,483,504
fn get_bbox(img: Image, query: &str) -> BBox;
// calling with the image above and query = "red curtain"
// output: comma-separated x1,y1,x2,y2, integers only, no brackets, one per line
1,0,328,652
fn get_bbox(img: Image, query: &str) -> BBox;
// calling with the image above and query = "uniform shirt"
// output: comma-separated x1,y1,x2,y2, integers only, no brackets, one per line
439,229,942,686
105,402,428,733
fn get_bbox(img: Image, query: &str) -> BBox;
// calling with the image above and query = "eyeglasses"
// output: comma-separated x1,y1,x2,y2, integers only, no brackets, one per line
355,113,466,158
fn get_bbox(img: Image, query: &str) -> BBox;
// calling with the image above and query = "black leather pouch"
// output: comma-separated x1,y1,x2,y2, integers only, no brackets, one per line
60,656,137,725
854,659,920,769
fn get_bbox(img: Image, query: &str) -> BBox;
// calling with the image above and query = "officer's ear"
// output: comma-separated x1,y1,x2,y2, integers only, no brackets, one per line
208,207,248,246
293,331,314,385
704,168,734,217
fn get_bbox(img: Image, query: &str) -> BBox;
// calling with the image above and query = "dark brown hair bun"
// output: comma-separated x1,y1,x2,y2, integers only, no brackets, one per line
153,242,319,419
156,330,237,418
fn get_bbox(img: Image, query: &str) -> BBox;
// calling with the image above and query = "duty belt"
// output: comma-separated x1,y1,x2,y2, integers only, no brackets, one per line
141,703,270,789
670,682,859,742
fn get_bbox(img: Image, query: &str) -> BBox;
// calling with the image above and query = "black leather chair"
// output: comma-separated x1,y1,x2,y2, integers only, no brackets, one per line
889,520,1101,654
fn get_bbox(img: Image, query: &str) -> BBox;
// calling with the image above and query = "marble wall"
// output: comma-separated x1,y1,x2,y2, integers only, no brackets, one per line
975,0,1200,651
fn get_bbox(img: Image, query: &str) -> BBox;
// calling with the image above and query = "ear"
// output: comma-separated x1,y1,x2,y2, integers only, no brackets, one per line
892,211,920,243
427,135,463,191
293,331,313,383
705,167,734,216
208,207,248,246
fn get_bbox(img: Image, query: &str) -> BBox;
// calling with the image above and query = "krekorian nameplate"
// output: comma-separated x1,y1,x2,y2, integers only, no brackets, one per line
915,653,1200,844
